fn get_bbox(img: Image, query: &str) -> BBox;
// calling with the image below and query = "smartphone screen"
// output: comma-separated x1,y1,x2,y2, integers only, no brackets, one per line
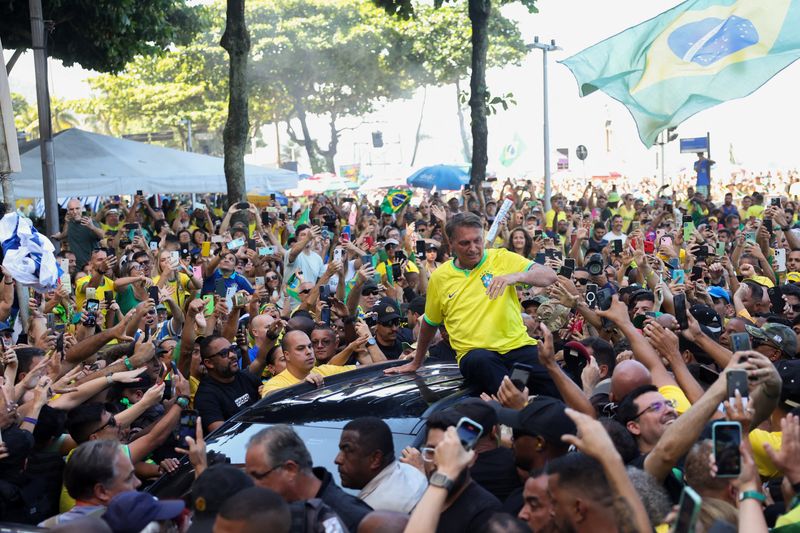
510,363,532,391
215,278,227,297
455,416,483,451
148,286,160,304
712,421,742,478
672,486,701,533
674,293,688,330
416,240,426,256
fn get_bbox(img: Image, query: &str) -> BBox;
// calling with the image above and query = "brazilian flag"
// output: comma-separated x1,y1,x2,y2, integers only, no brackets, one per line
380,189,412,214
561,0,800,147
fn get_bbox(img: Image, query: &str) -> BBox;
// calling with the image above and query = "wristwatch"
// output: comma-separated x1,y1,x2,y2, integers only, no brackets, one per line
738,490,765,504
429,472,454,491
367,337,377,346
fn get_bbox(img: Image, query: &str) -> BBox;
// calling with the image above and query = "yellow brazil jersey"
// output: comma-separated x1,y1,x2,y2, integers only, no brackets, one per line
618,204,636,233
152,272,195,311
749,428,782,479
260,364,356,397
545,210,567,230
424,248,535,363
746,205,766,220
375,259,420,276
75,275,116,315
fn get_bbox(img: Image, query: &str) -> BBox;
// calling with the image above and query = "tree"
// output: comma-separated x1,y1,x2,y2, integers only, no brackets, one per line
221,0,250,204
373,0,537,187
0,1,203,73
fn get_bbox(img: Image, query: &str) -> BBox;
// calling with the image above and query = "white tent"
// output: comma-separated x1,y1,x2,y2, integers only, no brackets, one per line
13,128,298,197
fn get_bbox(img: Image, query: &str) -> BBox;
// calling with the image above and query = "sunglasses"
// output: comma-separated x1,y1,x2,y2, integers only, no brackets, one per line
363,290,380,296
791,304,800,312
574,278,589,285
379,319,400,327
93,415,117,435
265,275,279,281
206,346,236,359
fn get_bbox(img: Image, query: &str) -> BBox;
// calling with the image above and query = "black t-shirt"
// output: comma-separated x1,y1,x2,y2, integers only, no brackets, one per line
194,371,261,433
470,447,523,502
437,480,502,533
377,328,414,360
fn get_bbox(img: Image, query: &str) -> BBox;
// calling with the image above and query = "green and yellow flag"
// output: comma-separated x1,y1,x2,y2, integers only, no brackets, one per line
380,188,412,214
561,0,800,147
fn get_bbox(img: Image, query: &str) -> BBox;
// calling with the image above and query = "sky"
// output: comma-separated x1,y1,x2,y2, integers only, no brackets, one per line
5,0,800,181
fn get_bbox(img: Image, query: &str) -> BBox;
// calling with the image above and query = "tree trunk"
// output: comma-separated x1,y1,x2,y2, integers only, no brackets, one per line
317,114,340,174
468,0,490,188
220,0,250,206
295,106,324,174
455,79,471,163
410,85,427,167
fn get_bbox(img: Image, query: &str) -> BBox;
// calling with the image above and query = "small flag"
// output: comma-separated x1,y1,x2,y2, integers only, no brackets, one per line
561,0,800,147
296,207,310,226
381,189,412,214
500,134,526,167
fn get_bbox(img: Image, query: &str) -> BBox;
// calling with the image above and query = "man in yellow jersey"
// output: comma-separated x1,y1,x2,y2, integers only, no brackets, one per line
386,212,558,395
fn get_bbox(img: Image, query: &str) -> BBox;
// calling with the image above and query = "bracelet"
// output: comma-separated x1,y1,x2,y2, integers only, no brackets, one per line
176,396,190,409
739,490,766,504
123,357,134,371
106,374,114,385
23,417,38,425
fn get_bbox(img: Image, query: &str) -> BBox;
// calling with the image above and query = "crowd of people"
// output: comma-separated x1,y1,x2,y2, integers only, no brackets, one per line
0,174,798,532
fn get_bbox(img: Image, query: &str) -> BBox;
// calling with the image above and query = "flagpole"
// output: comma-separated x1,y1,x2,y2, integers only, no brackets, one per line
530,37,560,212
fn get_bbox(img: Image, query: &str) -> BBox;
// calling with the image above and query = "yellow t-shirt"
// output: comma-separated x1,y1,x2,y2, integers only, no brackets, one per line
749,428,782,479
745,205,766,220
424,248,535,362
75,275,116,315
375,259,420,276
152,272,195,311
545,210,567,230
618,205,636,233
189,376,200,407
260,364,356,397
658,384,691,415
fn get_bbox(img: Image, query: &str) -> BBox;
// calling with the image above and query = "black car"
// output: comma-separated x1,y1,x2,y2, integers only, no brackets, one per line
148,361,472,499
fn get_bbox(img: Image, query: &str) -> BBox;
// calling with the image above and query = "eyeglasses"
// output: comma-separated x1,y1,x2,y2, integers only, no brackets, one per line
791,304,800,312
380,319,400,328
574,278,589,285
633,399,676,420
363,290,380,296
266,275,279,281
249,463,286,480
92,415,117,435
420,447,436,462
139,260,151,266
207,346,236,359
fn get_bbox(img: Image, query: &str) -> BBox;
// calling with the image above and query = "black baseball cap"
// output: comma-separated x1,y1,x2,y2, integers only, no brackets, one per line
372,298,401,324
451,398,498,439
188,465,254,533
775,359,800,410
690,304,723,338
493,396,575,443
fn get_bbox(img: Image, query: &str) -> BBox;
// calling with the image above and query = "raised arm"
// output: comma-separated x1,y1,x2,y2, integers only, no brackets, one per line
538,324,596,418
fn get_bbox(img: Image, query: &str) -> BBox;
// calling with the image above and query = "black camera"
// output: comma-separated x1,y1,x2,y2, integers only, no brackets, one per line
586,253,605,276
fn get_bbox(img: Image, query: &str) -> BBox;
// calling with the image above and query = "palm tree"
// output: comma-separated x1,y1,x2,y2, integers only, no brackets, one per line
19,97,81,138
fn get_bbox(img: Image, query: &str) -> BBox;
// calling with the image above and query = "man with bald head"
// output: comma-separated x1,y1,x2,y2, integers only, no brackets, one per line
52,198,104,270
260,330,358,397
609,360,652,403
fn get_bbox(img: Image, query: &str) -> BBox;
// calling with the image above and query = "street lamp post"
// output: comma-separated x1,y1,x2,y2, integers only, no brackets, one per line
530,37,560,212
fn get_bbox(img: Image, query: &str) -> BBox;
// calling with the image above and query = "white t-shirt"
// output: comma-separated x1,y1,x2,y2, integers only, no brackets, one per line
606,231,627,244
284,248,325,284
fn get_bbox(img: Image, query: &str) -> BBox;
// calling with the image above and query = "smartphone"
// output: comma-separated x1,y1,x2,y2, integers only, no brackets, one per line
729,331,751,354
771,196,782,208
644,240,655,254
260,211,271,226
683,223,695,242
690,266,704,281
236,202,249,210
177,410,198,448
612,240,623,254
671,486,701,533
170,250,180,267
509,363,532,391
258,246,275,256
712,421,742,478
333,248,343,262
227,238,245,250
661,236,673,248
558,264,574,278
202,295,215,316
416,240,426,256
455,416,483,451
745,231,757,243
148,240,158,252
320,307,331,326
255,276,265,287
211,235,224,243
104,292,113,305
631,221,640,231
86,299,100,313
85,287,97,301
674,293,688,330
775,248,787,272
341,225,351,243
192,266,203,280
597,287,613,311
763,218,773,233
672,269,686,284
726,368,749,400
716,241,726,256
136,190,143,197
215,278,227,297
534,252,546,265
362,254,373,266
391,263,402,280
364,235,375,249
148,286,160,304
201,241,211,257
585,283,598,309
46,313,55,331
247,238,256,250
564,258,576,271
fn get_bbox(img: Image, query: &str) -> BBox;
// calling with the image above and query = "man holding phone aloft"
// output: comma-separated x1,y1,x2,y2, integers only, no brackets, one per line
387,212,558,396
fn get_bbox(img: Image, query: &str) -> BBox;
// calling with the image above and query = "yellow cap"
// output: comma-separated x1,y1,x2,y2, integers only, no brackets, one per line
746,275,775,288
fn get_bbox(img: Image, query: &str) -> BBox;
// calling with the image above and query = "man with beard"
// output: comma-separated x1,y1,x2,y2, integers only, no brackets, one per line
615,385,678,456
371,299,413,360
75,248,117,313
52,198,104,270
419,410,502,533
194,335,264,433
517,470,555,533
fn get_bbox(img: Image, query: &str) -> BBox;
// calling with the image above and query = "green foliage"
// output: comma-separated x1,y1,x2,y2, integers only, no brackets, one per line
12,93,80,137
0,0,205,73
